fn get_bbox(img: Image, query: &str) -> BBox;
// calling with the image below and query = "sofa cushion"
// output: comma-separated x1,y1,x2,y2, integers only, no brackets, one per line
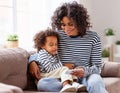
103,77,120,93
0,83,23,93
0,48,29,89
101,62,120,77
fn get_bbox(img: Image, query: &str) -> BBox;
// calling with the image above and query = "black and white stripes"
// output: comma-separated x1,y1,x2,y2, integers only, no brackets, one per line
28,30,102,76
58,30,102,76
37,49,63,73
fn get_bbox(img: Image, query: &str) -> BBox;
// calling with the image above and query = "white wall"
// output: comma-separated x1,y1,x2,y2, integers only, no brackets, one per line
17,0,79,51
80,0,120,47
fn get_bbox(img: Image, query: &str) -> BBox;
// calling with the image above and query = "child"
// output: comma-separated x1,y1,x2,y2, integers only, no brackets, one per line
30,28,84,92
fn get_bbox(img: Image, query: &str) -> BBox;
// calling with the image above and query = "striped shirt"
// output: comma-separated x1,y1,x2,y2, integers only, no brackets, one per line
29,30,102,77
58,30,102,76
36,49,63,73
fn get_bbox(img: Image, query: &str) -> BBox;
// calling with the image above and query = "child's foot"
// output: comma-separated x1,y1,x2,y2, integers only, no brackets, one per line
72,82,86,92
60,84,77,93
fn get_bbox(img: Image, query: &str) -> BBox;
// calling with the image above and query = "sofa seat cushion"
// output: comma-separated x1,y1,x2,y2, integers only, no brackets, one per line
0,48,29,89
0,83,23,93
103,77,120,93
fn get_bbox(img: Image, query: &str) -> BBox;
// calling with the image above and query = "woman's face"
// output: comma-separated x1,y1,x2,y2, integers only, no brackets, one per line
61,16,79,36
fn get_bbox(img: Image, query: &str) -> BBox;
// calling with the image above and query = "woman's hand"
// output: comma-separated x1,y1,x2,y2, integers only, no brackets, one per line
71,67,85,78
29,61,41,80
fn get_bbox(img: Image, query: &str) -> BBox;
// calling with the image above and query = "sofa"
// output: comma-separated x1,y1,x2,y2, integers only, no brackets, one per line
0,47,120,93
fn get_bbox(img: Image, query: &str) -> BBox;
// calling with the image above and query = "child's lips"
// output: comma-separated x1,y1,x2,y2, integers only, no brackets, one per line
52,50,57,54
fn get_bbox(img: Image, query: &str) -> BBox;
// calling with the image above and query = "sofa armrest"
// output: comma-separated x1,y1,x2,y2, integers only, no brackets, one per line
101,62,120,77
0,48,29,89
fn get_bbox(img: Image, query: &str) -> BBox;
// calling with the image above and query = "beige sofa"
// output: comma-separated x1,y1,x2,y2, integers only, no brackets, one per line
0,47,120,93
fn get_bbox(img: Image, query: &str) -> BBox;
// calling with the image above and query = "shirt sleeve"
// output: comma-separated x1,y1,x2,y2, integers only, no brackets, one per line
39,54,63,73
84,33,102,77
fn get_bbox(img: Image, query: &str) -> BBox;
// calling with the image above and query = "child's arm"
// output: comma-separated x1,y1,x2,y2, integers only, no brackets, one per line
40,59,62,73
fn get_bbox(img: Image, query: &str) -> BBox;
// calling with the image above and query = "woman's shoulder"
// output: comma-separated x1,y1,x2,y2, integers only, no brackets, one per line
86,30,98,36
86,30,100,38
57,30,65,35
86,30,101,41
57,30,67,39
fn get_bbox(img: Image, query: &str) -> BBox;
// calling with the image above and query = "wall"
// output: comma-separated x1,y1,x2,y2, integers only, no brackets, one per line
80,0,120,47
17,0,79,51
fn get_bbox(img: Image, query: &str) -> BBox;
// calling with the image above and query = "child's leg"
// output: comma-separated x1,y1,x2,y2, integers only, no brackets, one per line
37,78,62,92
72,82,86,92
60,66,73,84
62,80,72,86
60,67,77,92
72,75,86,91
40,68,62,78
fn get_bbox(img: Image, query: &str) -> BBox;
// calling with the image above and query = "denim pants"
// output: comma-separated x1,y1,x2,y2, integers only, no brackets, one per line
37,77,62,92
81,74,108,93
37,74,108,93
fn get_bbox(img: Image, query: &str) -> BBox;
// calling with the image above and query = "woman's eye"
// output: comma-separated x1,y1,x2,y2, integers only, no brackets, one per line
68,23,74,26
61,23,65,27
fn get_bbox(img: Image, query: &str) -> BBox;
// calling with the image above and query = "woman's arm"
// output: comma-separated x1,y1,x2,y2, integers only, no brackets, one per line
72,33,102,78
84,33,102,77
29,61,41,80
28,53,41,80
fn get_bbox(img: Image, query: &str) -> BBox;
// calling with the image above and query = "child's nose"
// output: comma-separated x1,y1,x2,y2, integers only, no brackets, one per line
53,46,57,50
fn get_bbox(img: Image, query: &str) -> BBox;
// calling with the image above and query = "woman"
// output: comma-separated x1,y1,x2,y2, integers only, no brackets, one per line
28,1,108,93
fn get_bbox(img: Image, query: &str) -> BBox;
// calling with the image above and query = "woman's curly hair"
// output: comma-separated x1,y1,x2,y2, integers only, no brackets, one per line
33,29,59,52
51,1,91,37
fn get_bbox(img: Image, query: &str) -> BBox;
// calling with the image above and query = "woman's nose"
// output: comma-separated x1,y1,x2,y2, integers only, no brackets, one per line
64,25,70,31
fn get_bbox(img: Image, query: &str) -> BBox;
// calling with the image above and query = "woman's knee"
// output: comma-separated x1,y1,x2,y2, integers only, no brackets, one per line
86,74,107,93
87,74,104,87
37,78,62,92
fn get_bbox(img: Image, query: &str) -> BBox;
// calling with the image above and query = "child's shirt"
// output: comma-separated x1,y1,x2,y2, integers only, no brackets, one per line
37,49,63,73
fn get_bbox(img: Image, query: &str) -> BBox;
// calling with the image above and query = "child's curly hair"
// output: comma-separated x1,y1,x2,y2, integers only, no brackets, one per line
33,29,59,52
51,1,91,37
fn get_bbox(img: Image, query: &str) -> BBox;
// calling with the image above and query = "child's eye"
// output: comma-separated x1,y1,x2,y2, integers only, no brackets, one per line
55,43,58,46
49,44,53,46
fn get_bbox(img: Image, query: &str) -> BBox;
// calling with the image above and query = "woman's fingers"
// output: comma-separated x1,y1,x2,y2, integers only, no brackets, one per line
71,68,85,77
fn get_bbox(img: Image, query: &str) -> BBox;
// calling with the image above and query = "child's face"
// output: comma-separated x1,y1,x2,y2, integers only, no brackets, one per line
61,16,79,36
42,36,58,56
